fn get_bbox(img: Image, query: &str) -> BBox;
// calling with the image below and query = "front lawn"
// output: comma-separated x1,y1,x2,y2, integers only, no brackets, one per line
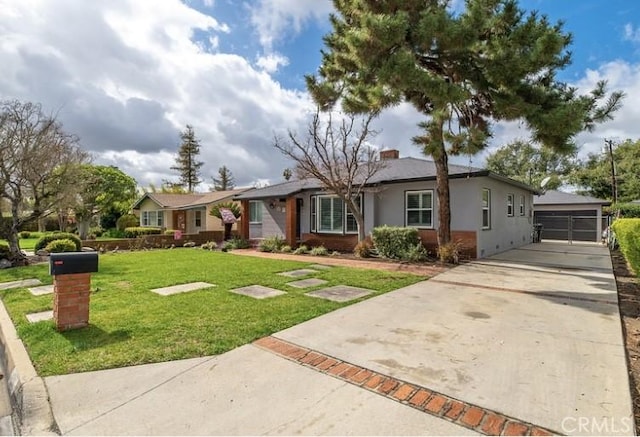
0,249,424,376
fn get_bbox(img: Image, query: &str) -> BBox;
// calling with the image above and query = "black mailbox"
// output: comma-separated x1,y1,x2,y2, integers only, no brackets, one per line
49,252,99,276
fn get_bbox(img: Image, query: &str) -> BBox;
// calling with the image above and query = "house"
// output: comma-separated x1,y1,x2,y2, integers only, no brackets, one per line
234,150,537,259
533,190,610,242
132,188,251,234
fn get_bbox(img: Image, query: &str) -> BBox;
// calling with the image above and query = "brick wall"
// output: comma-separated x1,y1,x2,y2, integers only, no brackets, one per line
300,233,359,252
82,230,238,251
53,273,91,331
417,230,477,259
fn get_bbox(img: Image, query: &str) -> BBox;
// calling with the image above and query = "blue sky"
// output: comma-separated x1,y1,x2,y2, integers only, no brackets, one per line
0,0,638,189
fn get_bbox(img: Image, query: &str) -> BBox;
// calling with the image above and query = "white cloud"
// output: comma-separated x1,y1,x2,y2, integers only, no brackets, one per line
249,0,333,50
256,52,289,73
624,23,640,43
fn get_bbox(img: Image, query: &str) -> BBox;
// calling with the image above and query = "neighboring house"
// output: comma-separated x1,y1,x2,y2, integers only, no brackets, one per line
533,190,610,242
132,188,251,234
234,150,537,259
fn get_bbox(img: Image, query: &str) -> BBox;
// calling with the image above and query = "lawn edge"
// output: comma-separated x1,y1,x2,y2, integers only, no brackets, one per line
0,299,58,435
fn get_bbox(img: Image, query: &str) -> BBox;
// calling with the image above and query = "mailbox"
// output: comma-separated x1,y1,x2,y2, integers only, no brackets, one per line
49,252,99,276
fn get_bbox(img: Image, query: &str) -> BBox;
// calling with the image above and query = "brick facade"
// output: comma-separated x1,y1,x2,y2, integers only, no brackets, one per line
417,230,477,259
53,273,91,331
300,233,359,252
82,230,238,251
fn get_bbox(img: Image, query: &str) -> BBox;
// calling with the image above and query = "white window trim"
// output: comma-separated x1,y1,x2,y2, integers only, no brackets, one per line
405,190,434,229
312,194,362,234
316,195,345,234
345,195,362,234
519,195,525,216
482,189,491,230
249,200,262,224
507,193,514,217
194,210,202,227
142,210,163,227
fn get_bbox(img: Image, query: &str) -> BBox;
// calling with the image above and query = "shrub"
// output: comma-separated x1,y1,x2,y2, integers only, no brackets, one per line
612,218,640,275
228,236,250,249
609,203,640,218
116,214,139,231
164,229,178,235
258,235,286,253
353,241,372,258
124,227,161,238
90,227,103,238
437,241,462,264
280,245,292,253
221,241,234,252
371,226,421,260
405,243,430,263
330,251,341,257
293,245,309,255
310,245,329,256
19,231,31,239
35,233,82,252
45,239,77,253
201,241,217,251
103,228,126,238
0,243,9,260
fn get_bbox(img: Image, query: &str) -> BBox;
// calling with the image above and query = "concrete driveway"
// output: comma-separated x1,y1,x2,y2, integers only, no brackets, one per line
44,242,633,436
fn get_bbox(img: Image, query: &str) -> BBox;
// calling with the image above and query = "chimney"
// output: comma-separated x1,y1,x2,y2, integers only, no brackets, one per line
380,149,400,160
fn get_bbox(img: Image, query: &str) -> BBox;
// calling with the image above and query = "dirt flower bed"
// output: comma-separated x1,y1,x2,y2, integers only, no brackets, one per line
612,248,640,434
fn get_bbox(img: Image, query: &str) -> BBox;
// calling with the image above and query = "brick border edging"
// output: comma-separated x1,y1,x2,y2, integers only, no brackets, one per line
254,336,558,436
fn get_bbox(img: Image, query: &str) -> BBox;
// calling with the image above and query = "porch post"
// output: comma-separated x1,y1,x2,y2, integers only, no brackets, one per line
285,196,297,247
240,200,250,240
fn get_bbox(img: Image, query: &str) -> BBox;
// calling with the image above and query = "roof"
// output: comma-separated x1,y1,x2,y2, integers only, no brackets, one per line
235,157,535,200
133,188,252,210
533,190,611,206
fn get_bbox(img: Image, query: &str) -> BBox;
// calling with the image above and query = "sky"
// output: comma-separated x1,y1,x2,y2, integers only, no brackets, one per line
1,0,639,190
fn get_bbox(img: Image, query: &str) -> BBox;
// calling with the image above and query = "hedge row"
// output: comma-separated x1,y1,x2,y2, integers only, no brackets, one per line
609,203,640,218
612,218,640,275
123,227,162,238
34,233,82,252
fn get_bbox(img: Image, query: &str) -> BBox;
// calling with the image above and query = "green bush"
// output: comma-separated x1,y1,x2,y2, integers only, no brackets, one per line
19,231,31,239
405,243,430,263
45,239,77,253
371,226,422,260
280,245,292,253
35,233,82,252
90,227,103,238
612,218,640,275
0,243,9,260
228,236,250,249
123,227,161,238
258,235,286,253
310,246,329,256
103,228,125,238
293,245,309,255
609,203,640,218
164,229,177,235
116,214,139,231
201,241,217,250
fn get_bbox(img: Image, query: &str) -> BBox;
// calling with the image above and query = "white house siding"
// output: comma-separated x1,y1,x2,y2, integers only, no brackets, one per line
138,198,173,230
260,199,287,238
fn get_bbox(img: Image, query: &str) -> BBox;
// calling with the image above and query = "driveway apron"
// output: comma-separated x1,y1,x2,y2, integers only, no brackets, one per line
44,242,633,435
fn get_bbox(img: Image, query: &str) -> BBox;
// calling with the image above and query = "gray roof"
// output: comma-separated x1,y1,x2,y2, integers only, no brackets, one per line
133,188,251,209
235,157,535,200
533,190,610,206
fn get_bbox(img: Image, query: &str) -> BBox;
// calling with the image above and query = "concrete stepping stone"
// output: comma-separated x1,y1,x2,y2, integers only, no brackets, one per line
278,269,318,278
230,285,286,299
26,310,53,323
286,278,328,289
306,285,373,302
0,279,41,290
28,284,54,296
151,282,216,296
308,264,332,270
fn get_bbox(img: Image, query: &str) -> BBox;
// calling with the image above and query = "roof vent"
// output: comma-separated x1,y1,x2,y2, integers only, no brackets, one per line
380,149,400,160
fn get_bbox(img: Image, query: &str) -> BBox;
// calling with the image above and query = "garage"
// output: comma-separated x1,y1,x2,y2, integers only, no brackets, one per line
533,190,610,243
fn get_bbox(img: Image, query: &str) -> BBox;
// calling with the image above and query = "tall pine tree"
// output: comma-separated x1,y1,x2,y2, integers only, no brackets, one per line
211,165,235,191
307,0,623,251
171,125,203,192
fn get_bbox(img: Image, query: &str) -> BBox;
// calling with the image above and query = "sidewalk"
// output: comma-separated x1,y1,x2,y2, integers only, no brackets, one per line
38,242,634,435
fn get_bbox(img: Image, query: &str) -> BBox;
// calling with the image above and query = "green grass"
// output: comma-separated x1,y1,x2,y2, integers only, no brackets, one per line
0,249,424,376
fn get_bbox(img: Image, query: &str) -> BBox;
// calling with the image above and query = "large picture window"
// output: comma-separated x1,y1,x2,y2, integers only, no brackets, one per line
142,210,164,227
405,190,433,228
482,189,491,229
313,195,362,234
249,201,262,224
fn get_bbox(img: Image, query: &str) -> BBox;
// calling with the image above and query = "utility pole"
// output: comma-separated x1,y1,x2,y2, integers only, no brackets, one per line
605,138,617,203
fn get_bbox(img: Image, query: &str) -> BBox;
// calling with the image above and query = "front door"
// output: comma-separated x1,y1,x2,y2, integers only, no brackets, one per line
173,210,187,232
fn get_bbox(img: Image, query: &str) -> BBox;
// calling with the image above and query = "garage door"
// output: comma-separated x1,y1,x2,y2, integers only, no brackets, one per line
533,210,598,242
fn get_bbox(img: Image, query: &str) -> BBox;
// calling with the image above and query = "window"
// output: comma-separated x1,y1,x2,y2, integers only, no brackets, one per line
310,195,316,232
507,193,514,217
312,195,362,234
482,189,491,229
345,196,361,234
519,195,525,216
195,210,202,227
249,201,262,224
142,210,164,227
405,190,433,228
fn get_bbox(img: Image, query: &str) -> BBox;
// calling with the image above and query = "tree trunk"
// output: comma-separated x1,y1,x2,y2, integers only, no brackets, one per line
434,145,451,247
77,217,91,240
37,217,45,233
8,202,27,265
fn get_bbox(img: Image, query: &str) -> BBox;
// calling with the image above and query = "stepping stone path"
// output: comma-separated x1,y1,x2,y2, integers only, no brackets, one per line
28,285,54,296
0,279,41,290
306,285,373,302
230,285,286,299
278,269,318,278
26,310,53,323
286,278,328,289
308,264,332,270
151,282,216,296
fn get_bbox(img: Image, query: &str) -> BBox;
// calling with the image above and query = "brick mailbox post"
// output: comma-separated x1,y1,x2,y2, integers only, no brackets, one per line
49,252,99,331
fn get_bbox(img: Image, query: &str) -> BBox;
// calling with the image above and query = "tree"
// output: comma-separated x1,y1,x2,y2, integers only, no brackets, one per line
170,125,203,192
485,140,577,190
210,165,235,191
73,165,138,239
307,0,623,250
282,168,293,181
0,100,89,264
210,201,241,240
570,139,640,202
274,108,383,242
